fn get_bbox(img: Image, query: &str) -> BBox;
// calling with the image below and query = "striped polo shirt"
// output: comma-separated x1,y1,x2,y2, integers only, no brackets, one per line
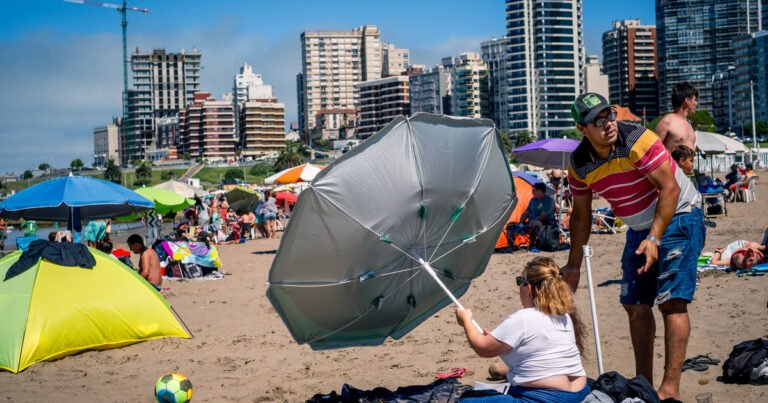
567,121,701,231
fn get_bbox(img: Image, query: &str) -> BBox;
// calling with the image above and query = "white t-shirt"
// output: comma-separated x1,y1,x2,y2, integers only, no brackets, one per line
721,240,746,261
490,308,585,385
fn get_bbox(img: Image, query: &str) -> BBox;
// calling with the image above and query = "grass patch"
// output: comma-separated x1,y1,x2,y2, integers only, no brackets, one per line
194,166,275,187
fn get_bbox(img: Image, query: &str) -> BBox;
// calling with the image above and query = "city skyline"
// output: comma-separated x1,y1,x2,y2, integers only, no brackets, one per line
0,0,654,174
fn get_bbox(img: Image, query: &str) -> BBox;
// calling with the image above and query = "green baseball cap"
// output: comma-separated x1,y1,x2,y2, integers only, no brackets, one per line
571,93,611,124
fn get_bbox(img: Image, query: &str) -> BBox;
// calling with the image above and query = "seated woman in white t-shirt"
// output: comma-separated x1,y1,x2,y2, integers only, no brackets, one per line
455,257,588,402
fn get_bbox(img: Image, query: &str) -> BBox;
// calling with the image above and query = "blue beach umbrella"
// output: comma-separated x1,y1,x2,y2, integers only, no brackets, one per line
0,175,154,228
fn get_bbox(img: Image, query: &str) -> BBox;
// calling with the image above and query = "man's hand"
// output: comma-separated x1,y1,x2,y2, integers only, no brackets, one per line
455,308,473,328
560,264,581,293
635,239,658,274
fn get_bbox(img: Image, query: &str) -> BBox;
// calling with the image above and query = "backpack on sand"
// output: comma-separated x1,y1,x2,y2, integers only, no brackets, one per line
720,338,768,384
536,224,561,252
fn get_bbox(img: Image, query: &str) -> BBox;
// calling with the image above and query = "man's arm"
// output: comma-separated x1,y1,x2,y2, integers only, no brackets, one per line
139,253,150,280
562,192,592,292
637,159,680,273
654,115,671,145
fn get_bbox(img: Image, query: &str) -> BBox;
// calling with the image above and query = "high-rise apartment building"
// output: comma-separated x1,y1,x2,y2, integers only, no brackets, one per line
505,0,585,138
354,75,410,138
122,48,201,164
382,43,410,77
233,63,273,108
409,63,453,115
602,20,658,119
450,52,489,119
179,92,236,161
733,31,768,137
240,100,286,158
93,120,120,167
583,55,609,98
656,0,759,113
299,25,383,136
481,37,511,130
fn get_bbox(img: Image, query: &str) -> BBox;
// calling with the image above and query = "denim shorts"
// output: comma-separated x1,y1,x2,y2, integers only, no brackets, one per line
620,208,705,306
263,212,277,220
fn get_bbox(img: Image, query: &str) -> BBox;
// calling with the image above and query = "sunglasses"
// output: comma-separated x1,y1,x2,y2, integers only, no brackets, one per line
516,276,529,287
591,111,617,128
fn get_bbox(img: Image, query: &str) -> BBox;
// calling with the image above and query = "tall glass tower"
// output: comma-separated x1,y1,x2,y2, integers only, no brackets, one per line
505,0,585,138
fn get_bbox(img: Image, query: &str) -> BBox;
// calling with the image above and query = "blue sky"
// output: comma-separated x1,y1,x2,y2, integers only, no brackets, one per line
0,0,654,174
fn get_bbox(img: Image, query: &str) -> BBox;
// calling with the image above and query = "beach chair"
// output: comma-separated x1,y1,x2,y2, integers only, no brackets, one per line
591,208,624,234
15,235,38,251
737,176,758,203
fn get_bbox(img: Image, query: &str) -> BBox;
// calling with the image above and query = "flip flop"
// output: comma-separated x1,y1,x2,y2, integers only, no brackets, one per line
682,359,708,372
688,354,720,366
435,367,467,379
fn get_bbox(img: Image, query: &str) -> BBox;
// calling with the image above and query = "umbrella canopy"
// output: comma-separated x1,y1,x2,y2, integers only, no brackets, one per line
267,113,516,349
264,163,323,185
135,187,191,215
513,138,581,169
154,180,206,198
275,191,297,208
226,186,261,213
0,175,154,221
695,131,728,155
0,247,189,373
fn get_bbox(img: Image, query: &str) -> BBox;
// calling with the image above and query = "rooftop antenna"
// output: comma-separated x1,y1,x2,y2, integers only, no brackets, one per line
64,0,149,165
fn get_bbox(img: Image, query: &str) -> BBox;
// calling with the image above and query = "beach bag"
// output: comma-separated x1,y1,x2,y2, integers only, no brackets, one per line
536,225,561,252
720,338,768,384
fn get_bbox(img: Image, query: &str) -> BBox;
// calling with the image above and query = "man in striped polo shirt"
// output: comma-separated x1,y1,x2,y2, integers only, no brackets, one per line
561,93,704,402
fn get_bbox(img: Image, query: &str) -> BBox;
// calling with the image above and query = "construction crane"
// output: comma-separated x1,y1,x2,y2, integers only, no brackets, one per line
64,0,148,165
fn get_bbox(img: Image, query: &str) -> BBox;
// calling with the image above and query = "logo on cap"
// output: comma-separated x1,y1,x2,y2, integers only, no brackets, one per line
582,94,601,108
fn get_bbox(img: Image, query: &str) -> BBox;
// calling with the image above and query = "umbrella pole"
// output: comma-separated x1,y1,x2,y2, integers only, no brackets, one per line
582,245,604,375
419,259,484,333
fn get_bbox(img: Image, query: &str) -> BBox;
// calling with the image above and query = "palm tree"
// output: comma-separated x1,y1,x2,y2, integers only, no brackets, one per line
274,141,308,171
513,130,536,148
134,160,153,187
104,159,121,184
38,163,50,176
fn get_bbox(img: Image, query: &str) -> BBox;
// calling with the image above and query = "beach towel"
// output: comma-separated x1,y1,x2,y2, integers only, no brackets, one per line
306,378,469,403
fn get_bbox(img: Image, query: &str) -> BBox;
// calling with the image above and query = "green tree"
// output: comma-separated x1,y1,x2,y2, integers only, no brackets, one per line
224,168,244,182
688,111,716,132
646,113,666,131
104,159,122,184
512,130,536,148
182,152,191,162
134,160,153,187
560,128,582,140
274,141,308,171
314,138,331,151
161,170,175,180
70,158,84,171
496,129,513,154
38,163,50,175
22,170,33,180
743,120,768,136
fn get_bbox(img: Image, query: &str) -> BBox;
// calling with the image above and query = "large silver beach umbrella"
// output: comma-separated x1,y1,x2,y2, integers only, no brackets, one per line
267,113,517,349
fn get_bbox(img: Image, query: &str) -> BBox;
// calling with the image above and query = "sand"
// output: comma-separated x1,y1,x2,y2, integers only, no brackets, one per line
1,183,767,402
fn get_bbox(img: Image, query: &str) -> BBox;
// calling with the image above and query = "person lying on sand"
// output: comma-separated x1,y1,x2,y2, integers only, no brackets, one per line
455,257,588,402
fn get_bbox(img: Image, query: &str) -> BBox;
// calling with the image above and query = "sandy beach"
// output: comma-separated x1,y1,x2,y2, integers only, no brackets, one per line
1,183,767,402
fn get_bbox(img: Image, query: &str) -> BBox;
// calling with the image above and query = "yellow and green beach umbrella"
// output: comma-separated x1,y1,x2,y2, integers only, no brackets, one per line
0,248,190,373
135,187,192,215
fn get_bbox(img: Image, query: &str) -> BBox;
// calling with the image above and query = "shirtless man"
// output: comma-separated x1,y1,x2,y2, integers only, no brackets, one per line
655,82,698,152
127,234,162,291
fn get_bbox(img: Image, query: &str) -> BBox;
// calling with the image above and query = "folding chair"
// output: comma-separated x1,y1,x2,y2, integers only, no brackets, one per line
591,208,624,234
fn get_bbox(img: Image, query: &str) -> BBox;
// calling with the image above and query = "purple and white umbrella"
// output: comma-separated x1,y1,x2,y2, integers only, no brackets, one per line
513,138,580,170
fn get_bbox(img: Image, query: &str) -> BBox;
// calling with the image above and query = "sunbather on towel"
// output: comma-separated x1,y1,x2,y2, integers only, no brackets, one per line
455,257,588,402
730,248,764,271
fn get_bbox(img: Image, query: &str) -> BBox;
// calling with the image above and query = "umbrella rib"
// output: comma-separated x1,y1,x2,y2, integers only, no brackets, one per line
427,128,495,262
404,117,428,263
430,198,516,266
